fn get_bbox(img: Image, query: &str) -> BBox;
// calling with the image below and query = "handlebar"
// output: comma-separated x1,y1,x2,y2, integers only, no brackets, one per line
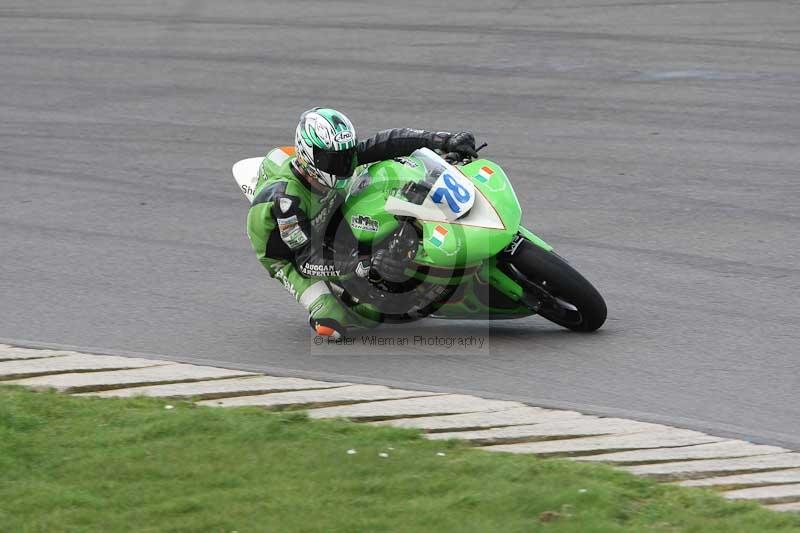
443,142,488,165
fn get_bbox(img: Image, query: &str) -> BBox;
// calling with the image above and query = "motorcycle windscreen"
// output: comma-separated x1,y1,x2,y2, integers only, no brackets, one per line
416,149,476,220
385,148,476,222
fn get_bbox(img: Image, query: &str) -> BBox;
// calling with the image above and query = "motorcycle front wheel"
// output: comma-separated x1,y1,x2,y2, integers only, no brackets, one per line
502,240,607,332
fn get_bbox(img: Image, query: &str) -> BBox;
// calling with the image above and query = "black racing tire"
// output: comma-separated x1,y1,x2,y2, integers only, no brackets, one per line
504,240,607,332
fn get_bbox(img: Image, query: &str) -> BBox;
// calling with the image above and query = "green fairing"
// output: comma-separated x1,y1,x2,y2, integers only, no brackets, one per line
518,225,553,252
482,257,523,300
339,152,560,318
424,259,532,319
342,157,523,266
417,159,520,267
342,161,413,243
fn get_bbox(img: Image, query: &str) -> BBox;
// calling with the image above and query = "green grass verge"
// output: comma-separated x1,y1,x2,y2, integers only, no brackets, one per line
1,386,799,533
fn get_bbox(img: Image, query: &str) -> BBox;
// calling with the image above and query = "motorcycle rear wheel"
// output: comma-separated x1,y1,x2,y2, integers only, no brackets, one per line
504,240,607,332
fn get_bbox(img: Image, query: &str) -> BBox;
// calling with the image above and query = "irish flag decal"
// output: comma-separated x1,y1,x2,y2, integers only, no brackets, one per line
475,165,494,183
430,225,449,247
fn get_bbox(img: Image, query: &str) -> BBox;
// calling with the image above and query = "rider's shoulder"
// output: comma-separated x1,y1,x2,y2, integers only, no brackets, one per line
253,146,298,199
257,146,295,182
261,146,297,176
251,176,308,214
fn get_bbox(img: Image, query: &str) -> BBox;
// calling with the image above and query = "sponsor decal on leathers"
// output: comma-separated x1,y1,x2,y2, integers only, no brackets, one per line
354,260,371,278
277,215,309,249
273,268,297,297
310,189,340,231
300,263,340,277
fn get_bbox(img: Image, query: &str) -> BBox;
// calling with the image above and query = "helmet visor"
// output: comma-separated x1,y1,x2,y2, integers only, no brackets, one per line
313,146,357,178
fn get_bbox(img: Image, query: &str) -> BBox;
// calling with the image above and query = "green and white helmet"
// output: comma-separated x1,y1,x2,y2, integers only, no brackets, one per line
294,107,358,189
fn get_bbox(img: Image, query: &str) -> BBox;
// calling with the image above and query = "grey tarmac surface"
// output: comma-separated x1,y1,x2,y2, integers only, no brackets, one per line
1,1,799,447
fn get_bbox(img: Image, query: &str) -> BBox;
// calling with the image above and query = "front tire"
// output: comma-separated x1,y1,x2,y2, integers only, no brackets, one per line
502,240,607,332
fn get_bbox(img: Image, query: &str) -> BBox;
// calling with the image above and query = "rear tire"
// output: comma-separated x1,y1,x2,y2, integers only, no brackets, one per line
503,240,607,332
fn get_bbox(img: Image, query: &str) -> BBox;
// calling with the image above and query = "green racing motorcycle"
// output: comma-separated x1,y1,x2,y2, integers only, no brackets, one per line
234,147,606,332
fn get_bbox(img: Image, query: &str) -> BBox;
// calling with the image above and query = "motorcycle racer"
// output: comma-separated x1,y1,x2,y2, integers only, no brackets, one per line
246,107,478,339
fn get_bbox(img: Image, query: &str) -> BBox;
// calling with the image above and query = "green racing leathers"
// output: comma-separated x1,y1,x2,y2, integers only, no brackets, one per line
246,128,460,335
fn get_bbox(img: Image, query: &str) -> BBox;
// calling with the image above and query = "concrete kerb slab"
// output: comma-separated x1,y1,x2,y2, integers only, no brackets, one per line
0,354,167,380
723,483,800,504
574,440,788,465
425,417,669,444
10,364,257,393
677,468,800,488
625,453,800,481
0,344,75,361
765,502,800,513
78,375,353,399
307,395,522,420
483,428,723,456
370,406,585,432
197,385,439,409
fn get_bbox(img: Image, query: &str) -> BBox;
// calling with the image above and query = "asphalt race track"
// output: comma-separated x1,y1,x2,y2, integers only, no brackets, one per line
2,1,799,447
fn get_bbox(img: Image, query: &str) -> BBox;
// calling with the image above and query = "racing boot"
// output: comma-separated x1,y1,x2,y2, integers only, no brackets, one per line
308,293,381,338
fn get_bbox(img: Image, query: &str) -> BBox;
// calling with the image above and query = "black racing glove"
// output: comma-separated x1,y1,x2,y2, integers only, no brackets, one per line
353,249,411,283
354,222,419,284
354,257,372,279
443,131,478,159
370,248,412,283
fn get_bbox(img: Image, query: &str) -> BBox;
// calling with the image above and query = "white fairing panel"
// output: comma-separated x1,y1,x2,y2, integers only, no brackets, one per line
232,157,265,202
383,148,504,229
422,165,476,219
385,187,504,229
458,186,506,229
